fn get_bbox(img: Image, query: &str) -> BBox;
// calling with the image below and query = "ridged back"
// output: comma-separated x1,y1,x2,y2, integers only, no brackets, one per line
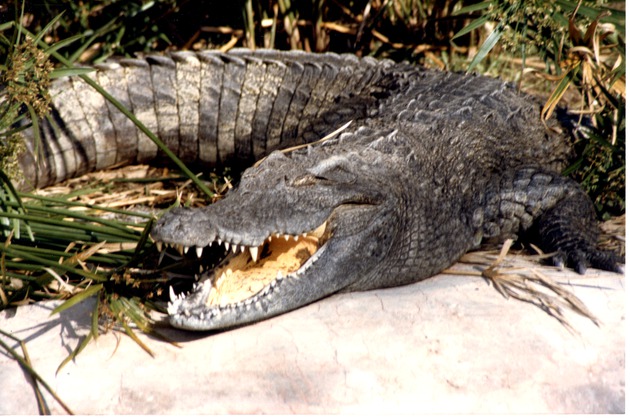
17,49,394,189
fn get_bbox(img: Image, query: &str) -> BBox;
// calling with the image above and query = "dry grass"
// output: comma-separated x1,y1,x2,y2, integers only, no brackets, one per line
447,238,621,333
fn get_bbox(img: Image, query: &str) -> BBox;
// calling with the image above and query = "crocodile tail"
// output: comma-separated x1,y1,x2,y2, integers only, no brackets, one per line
15,49,392,190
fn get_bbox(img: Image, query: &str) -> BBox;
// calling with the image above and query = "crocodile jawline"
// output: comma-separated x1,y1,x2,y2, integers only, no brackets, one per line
163,221,329,321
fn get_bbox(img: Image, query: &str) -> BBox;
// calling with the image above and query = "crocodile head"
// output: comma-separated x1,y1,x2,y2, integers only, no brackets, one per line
151,142,399,331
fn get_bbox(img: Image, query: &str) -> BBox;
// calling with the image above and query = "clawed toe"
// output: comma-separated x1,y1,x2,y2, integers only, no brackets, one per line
550,248,622,275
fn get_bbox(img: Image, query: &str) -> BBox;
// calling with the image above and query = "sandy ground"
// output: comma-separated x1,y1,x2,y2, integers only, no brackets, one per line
0,257,625,414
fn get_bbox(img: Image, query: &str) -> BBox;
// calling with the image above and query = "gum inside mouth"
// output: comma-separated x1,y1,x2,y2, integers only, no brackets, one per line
165,221,328,308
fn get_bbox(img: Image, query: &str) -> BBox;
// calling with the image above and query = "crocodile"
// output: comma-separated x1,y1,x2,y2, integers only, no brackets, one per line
14,49,621,331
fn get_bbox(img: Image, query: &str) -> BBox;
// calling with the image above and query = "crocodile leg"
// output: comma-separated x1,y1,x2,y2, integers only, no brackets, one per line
483,167,622,273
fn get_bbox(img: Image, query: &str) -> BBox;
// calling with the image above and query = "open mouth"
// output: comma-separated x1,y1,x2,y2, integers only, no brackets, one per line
155,221,329,312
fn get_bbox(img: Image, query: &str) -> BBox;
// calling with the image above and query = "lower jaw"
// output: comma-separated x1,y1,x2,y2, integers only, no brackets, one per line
168,243,332,330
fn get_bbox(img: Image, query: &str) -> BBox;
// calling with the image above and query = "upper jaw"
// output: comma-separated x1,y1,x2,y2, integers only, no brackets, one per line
151,205,331,267
151,198,332,249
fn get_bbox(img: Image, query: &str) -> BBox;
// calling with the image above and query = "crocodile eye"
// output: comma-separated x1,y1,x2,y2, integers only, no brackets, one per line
291,174,320,187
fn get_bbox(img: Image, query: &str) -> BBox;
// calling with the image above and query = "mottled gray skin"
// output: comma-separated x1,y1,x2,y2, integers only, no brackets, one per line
16,49,620,331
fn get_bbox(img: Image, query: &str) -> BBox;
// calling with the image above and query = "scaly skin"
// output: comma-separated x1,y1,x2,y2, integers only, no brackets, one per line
15,49,621,331
150,53,621,330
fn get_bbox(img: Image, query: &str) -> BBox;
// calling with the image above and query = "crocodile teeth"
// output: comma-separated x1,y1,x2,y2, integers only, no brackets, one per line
183,246,190,254
215,270,228,287
231,244,238,253
169,285,176,302
249,246,259,263
224,242,230,251
195,246,203,258
158,249,166,265
155,242,163,252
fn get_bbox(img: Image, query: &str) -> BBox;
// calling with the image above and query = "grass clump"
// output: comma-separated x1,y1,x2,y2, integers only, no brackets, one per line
453,0,625,217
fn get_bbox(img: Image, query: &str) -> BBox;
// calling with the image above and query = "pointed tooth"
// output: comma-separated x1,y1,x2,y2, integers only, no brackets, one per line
284,235,290,241
302,233,307,238
224,242,230,251
196,246,203,258
276,271,283,280
184,246,190,254
275,233,281,239
231,244,237,253
167,301,176,315
169,285,176,302
199,264,205,273
194,274,199,281
216,272,226,286
249,246,259,263
217,238,222,246
158,249,166,265
176,244,184,255
240,245,245,253
293,235,299,241
203,279,212,290
156,242,163,252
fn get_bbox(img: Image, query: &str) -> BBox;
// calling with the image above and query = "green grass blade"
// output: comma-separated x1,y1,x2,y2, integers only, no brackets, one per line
50,283,103,316
454,1,493,16
132,217,154,260
0,211,141,240
44,33,85,55
0,170,34,241
56,331,95,374
0,329,74,415
452,15,490,40
0,21,14,32
541,67,576,120
466,23,505,72
31,12,65,45
50,66,95,79
555,0,625,27
91,296,100,340
20,192,153,219
109,298,154,356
